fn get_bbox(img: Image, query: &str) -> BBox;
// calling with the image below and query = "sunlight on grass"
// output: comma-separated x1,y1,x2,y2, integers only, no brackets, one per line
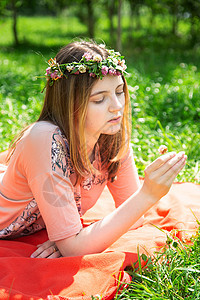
116,226,200,299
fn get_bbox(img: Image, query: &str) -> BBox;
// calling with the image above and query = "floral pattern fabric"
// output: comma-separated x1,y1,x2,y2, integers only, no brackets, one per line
0,199,45,239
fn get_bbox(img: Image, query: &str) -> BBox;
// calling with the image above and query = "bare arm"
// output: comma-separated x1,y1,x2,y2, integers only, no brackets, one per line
56,151,186,257
32,151,186,258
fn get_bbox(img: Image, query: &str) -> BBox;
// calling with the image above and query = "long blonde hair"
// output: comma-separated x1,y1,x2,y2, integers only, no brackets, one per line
6,41,131,183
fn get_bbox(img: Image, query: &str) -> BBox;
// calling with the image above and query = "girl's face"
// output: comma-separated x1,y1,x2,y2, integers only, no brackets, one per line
85,75,125,149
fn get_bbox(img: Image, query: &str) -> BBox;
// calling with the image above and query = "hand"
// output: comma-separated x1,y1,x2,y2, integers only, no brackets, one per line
30,240,62,258
141,151,187,203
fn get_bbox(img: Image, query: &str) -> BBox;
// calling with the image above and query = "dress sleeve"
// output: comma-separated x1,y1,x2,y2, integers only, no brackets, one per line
22,125,82,241
107,145,141,208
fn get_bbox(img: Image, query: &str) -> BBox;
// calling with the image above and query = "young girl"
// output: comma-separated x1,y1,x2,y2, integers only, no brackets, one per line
0,40,187,259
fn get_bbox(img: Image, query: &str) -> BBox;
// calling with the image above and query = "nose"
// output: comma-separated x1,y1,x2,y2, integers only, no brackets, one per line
109,94,124,112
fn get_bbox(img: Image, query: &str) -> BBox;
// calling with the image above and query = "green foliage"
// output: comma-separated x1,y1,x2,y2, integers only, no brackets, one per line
116,227,200,299
126,61,200,183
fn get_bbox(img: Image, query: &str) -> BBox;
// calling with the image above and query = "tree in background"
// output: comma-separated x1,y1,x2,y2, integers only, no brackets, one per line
1,0,23,45
102,0,116,46
69,0,96,38
182,0,200,44
117,0,122,51
163,0,184,36
1,0,200,47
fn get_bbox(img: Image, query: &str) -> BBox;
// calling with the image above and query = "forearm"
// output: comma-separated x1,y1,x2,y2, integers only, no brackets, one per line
56,186,155,257
31,151,186,259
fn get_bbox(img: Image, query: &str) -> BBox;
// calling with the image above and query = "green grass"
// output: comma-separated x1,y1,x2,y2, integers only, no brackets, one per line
115,226,200,300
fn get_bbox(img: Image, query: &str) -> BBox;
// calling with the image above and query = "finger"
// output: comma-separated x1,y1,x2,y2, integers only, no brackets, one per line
156,151,185,175
165,155,187,185
37,240,54,248
31,244,48,257
31,246,46,258
47,251,62,259
157,155,186,187
34,240,54,254
31,242,55,258
32,245,58,258
145,152,176,174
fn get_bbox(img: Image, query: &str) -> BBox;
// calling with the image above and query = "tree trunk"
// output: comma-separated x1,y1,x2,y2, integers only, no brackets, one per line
117,0,122,52
190,16,197,45
149,7,154,29
108,0,115,45
129,1,134,35
11,0,19,46
172,0,178,36
135,6,141,31
86,0,94,38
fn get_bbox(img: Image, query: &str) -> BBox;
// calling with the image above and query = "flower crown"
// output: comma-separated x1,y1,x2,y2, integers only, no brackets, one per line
45,48,127,86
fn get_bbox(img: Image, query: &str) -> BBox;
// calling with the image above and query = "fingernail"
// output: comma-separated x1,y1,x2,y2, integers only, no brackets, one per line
170,152,176,157
30,254,35,258
177,151,185,158
180,151,185,155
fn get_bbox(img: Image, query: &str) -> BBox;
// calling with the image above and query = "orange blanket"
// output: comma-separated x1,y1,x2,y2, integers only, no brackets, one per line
0,181,199,300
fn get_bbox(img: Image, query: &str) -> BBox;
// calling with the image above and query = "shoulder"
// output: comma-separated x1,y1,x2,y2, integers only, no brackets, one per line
27,121,58,137
17,121,65,163
21,121,60,146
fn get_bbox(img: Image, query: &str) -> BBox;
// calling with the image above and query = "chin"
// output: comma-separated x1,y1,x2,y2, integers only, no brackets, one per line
104,125,121,135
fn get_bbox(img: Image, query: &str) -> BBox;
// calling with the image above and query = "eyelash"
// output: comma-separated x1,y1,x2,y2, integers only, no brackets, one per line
93,91,124,104
116,91,124,95
94,97,105,104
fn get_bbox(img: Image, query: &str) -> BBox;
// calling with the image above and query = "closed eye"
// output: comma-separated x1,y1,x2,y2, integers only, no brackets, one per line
116,91,124,95
93,97,105,104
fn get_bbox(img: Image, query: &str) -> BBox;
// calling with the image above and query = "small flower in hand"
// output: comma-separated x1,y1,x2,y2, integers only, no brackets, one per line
158,145,168,155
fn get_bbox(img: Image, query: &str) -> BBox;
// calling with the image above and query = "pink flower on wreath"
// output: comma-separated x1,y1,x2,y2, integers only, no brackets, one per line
46,67,51,75
74,70,80,75
83,52,92,61
116,71,121,76
109,68,115,75
101,66,109,75
50,71,59,79
89,72,96,77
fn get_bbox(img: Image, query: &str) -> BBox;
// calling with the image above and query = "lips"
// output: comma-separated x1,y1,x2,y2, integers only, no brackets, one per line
108,116,122,123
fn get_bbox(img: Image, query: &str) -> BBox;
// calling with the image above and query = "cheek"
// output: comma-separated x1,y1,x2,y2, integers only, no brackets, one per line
85,107,98,129
121,95,126,108
85,105,108,133
86,104,106,121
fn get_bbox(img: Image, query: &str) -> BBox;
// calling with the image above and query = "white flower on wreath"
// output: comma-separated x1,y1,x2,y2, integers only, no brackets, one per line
78,65,87,73
93,55,102,62
66,65,74,72
113,58,118,65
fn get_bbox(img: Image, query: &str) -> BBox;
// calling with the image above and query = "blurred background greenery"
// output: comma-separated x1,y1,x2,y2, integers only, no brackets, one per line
0,0,199,182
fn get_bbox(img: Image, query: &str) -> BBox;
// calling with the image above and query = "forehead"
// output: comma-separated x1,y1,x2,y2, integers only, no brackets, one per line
91,75,124,93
